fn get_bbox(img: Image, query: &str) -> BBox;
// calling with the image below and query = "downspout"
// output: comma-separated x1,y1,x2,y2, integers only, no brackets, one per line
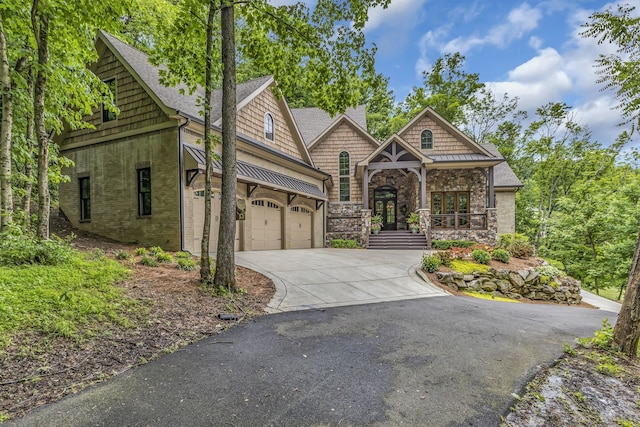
323,177,328,248
177,114,191,251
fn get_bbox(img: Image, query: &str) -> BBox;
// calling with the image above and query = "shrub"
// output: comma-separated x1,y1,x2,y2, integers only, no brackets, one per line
0,225,74,266
449,246,472,260
431,240,475,250
149,246,164,256
139,256,158,267
422,254,441,273
438,250,454,267
175,251,192,260
330,239,359,249
115,250,131,260
472,249,491,265
535,265,564,279
542,258,565,271
450,259,490,274
492,248,510,263
134,247,147,256
497,233,530,247
156,252,174,263
177,258,197,271
497,233,534,258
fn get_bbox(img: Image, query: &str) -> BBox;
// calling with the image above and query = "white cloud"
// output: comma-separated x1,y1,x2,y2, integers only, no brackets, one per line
365,0,429,32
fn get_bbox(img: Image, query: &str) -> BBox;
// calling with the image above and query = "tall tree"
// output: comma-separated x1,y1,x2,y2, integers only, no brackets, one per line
0,13,13,228
583,5,640,356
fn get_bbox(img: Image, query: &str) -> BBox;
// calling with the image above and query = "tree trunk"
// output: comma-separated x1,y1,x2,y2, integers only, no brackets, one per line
199,1,217,285
22,66,35,225
214,0,238,292
613,228,640,357
32,4,50,240
0,14,13,229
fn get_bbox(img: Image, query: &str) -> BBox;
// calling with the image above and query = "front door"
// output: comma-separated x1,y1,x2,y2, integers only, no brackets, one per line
374,186,397,230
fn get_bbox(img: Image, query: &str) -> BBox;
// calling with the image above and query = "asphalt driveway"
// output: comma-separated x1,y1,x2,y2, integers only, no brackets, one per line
236,248,446,312
9,297,616,427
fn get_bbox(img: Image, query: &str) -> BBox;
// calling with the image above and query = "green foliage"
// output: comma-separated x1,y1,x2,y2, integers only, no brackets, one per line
471,249,491,265
330,239,359,248
497,234,535,258
577,319,614,350
149,246,164,256
175,251,192,260
135,247,147,256
115,250,131,260
431,240,475,250
139,256,159,267
492,248,510,263
0,251,132,349
542,258,565,271
497,233,529,247
407,212,420,224
437,250,454,267
0,225,74,266
422,254,441,273
371,214,383,225
563,343,577,356
450,259,490,274
156,252,174,263
177,258,197,271
535,265,564,279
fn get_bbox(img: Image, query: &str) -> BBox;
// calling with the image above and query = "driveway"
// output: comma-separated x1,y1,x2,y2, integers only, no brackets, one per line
236,248,446,312
8,297,616,427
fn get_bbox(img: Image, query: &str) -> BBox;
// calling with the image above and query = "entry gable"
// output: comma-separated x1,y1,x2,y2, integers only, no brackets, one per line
356,135,432,179
397,107,492,157
231,79,313,164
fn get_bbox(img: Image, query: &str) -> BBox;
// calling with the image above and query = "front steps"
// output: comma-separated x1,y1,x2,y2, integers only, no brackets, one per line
368,230,427,250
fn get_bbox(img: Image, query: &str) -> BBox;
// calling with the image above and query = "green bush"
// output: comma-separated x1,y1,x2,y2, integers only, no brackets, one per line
156,252,174,263
177,258,197,271
492,248,510,263
497,233,529,247
175,251,192,259
472,249,491,265
431,240,475,250
149,246,164,256
542,258,565,271
535,265,564,279
134,247,147,256
422,254,441,273
0,225,74,266
115,250,131,260
330,239,359,248
139,256,158,267
497,233,534,258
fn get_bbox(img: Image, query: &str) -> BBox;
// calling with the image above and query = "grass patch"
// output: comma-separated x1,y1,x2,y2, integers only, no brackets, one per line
462,291,521,303
598,287,623,302
0,252,133,350
450,259,490,274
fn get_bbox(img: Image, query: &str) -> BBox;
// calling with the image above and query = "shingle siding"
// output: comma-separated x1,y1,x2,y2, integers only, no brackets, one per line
400,115,475,155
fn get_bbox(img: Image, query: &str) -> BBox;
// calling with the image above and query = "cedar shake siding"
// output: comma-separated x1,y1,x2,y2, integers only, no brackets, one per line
399,115,476,155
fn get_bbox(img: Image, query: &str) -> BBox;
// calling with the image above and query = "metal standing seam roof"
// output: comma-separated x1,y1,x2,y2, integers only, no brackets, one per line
184,144,327,199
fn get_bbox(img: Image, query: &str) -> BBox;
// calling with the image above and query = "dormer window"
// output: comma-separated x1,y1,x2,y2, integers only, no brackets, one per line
264,113,274,141
421,129,433,149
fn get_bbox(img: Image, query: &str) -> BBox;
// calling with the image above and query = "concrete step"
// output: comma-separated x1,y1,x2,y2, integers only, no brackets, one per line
368,231,426,249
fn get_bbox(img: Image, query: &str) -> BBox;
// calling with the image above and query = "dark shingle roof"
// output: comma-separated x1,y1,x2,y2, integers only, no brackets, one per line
184,144,326,199
100,31,272,123
291,105,367,145
482,143,523,188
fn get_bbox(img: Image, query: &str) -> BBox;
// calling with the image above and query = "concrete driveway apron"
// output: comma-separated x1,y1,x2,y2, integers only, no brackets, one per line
235,248,446,312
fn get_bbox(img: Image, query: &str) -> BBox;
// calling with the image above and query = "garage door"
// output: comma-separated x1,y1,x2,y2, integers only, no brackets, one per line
289,206,312,249
251,200,282,250
193,190,240,252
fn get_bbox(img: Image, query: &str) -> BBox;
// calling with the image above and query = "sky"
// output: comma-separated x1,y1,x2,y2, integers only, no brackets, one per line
271,0,639,147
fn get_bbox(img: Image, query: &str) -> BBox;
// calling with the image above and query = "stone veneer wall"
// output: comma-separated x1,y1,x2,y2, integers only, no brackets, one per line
435,267,582,304
326,202,365,246
419,208,498,246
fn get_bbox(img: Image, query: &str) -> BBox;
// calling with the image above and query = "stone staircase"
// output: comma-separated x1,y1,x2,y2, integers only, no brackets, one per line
367,230,427,250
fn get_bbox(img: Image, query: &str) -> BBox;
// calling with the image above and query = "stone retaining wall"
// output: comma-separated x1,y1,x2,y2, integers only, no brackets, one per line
435,267,582,304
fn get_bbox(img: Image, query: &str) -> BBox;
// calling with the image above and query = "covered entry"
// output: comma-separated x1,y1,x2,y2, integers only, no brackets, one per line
251,200,282,250
373,186,397,230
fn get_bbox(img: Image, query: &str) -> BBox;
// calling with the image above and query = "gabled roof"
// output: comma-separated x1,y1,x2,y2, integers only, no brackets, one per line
482,144,523,188
184,144,326,199
98,30,273,125
398,106,493,157
306,114,379,151
356,135,432,179
291,105,367,145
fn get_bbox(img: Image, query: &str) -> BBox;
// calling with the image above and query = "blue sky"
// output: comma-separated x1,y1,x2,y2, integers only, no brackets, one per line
272,0,640,146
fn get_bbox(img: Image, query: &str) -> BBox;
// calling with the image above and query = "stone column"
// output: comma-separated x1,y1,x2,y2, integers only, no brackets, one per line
361,209,371,248
418,208,431,249
486,208,498,245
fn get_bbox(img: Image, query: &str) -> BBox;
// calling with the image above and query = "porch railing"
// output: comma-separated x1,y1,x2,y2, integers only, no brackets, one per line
430,213,487,230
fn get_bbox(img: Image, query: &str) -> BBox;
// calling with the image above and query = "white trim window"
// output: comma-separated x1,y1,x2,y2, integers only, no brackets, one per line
421,129,433,149
264,113,274,141
339,151,350,202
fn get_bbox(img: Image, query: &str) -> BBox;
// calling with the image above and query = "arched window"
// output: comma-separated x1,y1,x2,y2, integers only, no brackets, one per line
339,151,350,202
421,129,433,149
264,113,274,141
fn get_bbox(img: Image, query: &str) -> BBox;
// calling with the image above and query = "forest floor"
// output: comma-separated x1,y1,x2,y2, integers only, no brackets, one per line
2,220,639,425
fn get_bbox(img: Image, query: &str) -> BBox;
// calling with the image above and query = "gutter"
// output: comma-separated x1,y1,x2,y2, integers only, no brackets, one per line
177,113,191,251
